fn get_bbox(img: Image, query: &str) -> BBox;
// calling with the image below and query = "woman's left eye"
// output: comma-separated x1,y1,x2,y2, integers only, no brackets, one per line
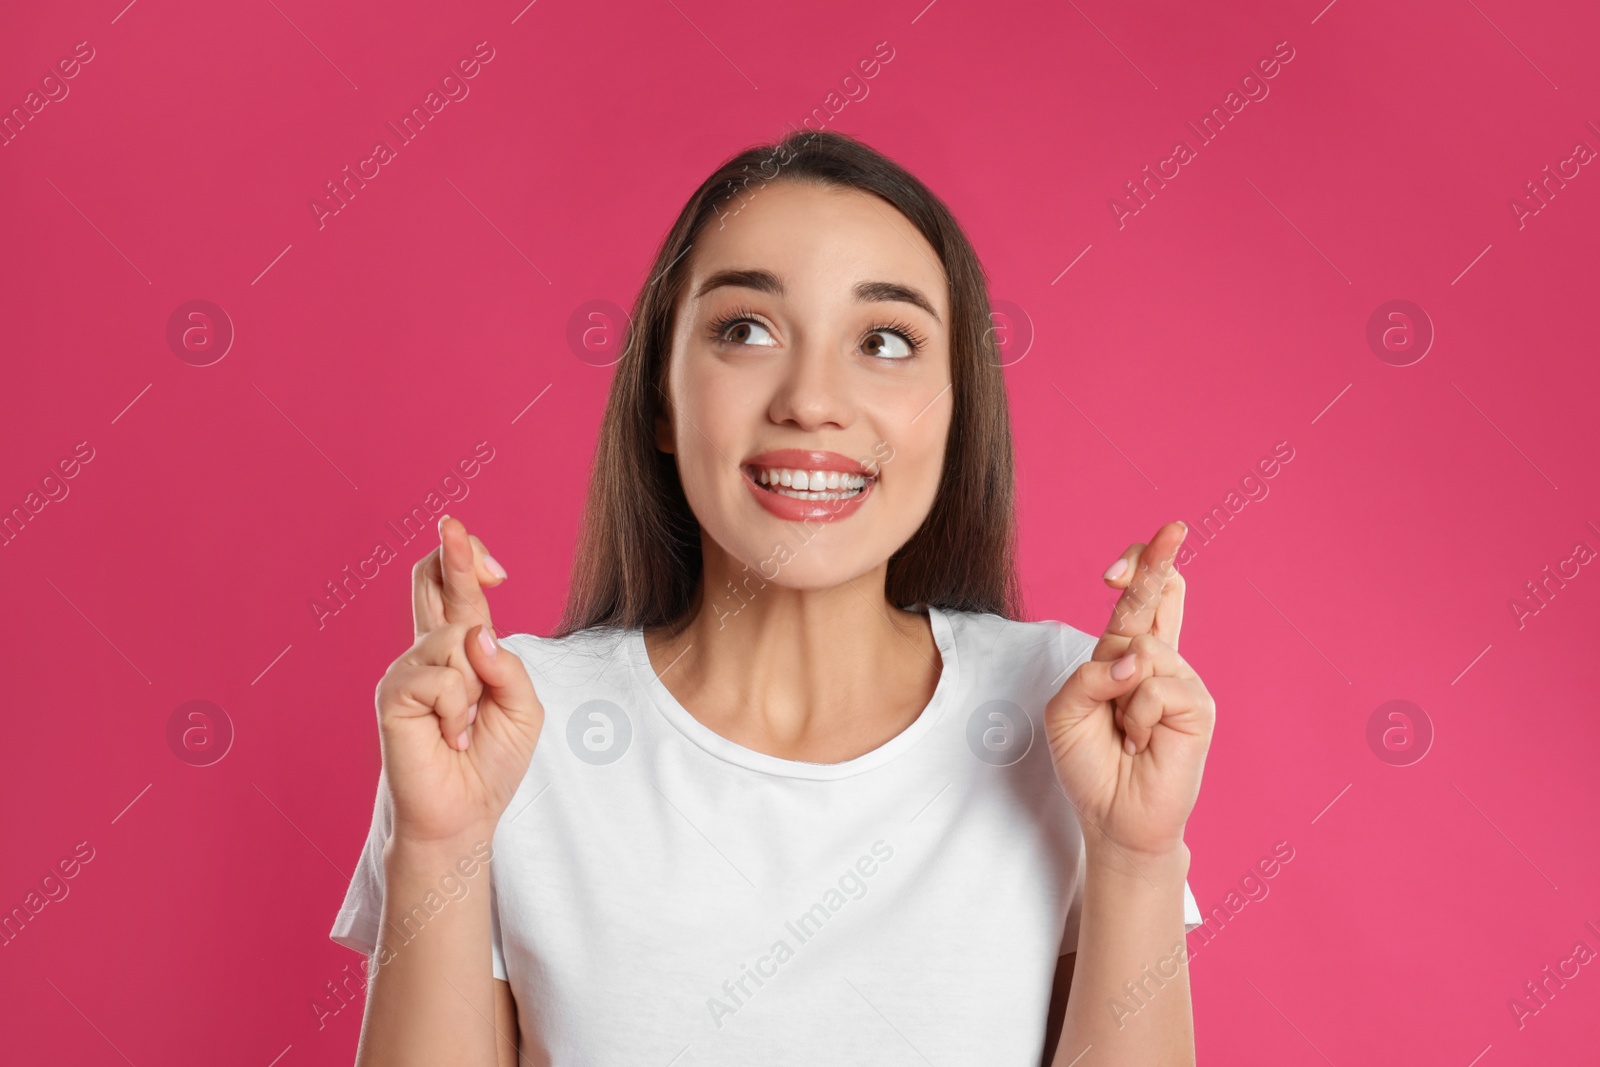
862,328,918,360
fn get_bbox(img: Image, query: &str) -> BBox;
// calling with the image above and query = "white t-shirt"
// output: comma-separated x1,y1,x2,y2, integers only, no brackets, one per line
331,604,1202,1065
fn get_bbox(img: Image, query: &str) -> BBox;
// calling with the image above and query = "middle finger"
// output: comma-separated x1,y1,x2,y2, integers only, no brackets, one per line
411,517,505,638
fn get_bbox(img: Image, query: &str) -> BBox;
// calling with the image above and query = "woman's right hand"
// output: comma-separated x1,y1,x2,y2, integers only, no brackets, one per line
374,515,545,844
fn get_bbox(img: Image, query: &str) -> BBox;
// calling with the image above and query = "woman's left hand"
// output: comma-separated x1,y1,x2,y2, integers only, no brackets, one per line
1044,520,1216,860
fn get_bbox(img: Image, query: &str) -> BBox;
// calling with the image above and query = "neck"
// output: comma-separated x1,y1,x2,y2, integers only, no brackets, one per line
643,541,940,762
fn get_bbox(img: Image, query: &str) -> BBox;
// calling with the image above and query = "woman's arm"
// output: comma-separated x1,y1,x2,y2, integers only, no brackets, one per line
1044,523,1212,1065
1050,843,1193,1066
352,517,542,1065
353,832,510,1067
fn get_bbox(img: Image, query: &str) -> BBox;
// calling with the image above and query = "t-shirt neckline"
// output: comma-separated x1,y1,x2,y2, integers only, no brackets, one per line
627,603,959,780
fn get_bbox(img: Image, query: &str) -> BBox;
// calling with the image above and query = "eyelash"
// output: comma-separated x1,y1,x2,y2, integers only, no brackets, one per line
705,304,928,359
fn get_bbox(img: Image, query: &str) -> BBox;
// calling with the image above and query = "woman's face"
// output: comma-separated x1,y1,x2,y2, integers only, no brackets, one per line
658,180,953,591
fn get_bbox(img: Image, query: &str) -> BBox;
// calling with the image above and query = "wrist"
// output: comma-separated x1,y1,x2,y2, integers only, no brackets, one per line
384,828,497,874
1084,837,1190,881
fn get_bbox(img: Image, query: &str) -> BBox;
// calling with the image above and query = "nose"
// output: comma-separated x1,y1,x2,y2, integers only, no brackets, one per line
766,334,854,433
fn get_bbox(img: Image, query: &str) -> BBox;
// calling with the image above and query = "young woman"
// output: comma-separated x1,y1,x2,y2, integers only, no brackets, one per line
331,129,1214,1066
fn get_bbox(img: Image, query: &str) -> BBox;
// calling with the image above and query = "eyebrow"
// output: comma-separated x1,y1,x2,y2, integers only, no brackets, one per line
693,268,943,325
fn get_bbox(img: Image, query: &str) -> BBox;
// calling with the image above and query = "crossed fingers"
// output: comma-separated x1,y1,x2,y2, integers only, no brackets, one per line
1095,520,1187,659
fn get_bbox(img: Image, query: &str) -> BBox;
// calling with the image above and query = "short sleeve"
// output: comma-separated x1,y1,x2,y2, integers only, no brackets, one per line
490,879,507,979
328,769,393,957
1059,870,1205,955
327,768,507,980
1053,620,1097,687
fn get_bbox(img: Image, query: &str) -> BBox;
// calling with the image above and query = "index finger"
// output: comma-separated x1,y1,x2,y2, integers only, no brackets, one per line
1100,521,1187,645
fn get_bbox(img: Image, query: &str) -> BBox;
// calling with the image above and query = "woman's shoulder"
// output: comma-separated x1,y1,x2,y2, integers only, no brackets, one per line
936,606,1099,675
496,624,635,682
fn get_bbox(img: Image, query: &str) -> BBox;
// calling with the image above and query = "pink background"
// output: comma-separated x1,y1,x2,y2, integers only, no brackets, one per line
3,0,1598,1063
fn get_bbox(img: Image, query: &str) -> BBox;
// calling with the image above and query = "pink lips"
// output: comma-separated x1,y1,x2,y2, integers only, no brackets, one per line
742,448,878,523
743,449,875,475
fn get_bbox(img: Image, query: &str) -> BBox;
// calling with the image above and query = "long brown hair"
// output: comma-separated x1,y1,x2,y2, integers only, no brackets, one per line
553,128,1022,639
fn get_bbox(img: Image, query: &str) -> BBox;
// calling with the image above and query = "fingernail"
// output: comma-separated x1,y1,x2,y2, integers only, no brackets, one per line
1123,736,1136,756
1112,652,1138,680
477,628,498,657
1103,558,1129,581
467,702,478,724
456,729,470,750
485,554,507,580
438,513,451,534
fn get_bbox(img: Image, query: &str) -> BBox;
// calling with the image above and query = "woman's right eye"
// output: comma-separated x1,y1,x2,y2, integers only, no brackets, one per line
713,318,779,347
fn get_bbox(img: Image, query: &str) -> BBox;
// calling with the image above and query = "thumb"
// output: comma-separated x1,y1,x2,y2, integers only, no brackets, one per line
1049,649,1143,726
463,624,539,726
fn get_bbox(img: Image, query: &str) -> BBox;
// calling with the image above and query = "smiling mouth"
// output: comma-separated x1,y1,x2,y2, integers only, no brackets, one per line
744,465,876,502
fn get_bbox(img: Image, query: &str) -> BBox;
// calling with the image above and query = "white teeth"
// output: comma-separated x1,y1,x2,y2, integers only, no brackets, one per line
749,465,871,500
